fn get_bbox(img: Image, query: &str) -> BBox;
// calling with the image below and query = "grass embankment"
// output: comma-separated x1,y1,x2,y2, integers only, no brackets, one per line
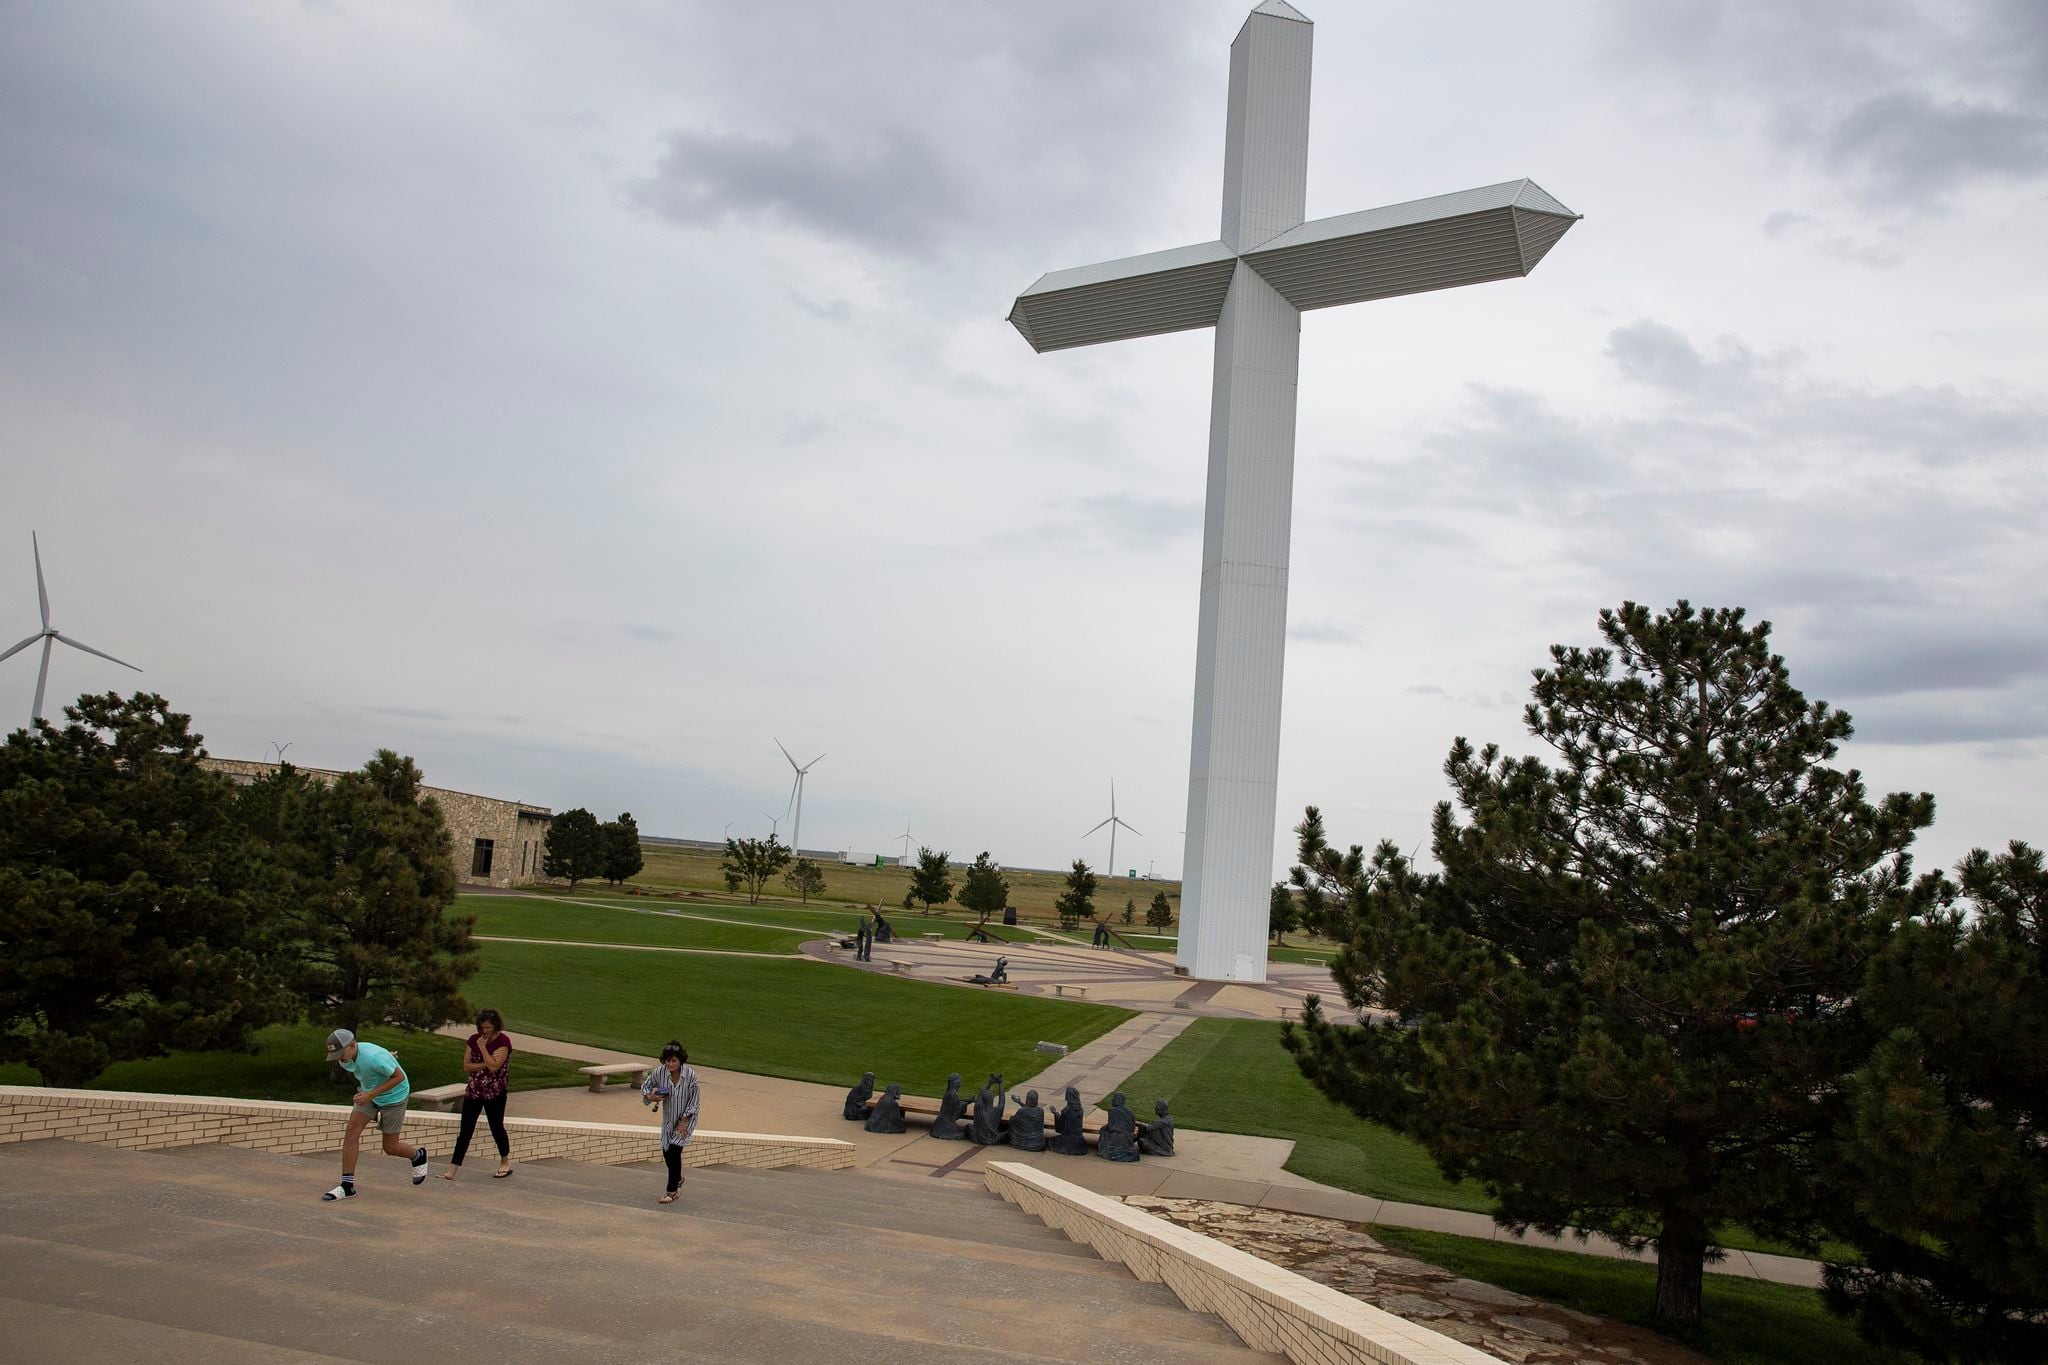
629,841,1181,925
1116,1017,1848,1263
468,939,1132,1095
1370,1227,1905,1365
1114,1015,1482,1210
0,1022,590,1103
466,896,809,954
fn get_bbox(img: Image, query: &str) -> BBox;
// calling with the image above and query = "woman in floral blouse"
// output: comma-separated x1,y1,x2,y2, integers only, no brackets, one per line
442,1008,514,1180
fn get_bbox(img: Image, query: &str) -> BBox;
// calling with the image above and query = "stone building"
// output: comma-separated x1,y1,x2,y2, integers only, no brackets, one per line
201,758,553,890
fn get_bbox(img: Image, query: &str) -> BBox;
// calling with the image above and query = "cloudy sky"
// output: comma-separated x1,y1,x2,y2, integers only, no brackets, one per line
4,0,2044,879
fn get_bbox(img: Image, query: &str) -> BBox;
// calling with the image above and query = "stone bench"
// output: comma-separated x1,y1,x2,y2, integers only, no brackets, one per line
579,1063,654,1093
921,932,945,941
1053,984,1089,998
410,1083,470,1112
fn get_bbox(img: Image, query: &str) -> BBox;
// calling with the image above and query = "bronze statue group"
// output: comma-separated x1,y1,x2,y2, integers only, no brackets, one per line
841,1070,1175,1162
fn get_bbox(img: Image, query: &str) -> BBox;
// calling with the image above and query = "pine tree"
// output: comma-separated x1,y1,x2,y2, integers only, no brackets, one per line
721,835,790,904
957,852,1009,924
1146,890,1173,929
1823,842,2048,1361
542,808,605,888
1056,860,1097,932
0,693,296,1085
1282,602,1938,1326
1122,897,1136,925
911,847,954,914
261,750,475,1034
602,811,644,886
783,856,826,905
1268,882,1299,945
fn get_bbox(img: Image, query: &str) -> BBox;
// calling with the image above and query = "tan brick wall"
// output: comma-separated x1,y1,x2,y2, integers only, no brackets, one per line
0,1087,853,1172
984,1163,1503,1365
199,758,554,890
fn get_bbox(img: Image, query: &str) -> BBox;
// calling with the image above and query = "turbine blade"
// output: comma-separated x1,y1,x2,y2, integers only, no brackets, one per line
775,737,798,769
33,532,50,630
806,752,826,769
56,634,141,671
1116,818,1142,836
1083,817,1113,837
33,636,51,721
0,633,40,664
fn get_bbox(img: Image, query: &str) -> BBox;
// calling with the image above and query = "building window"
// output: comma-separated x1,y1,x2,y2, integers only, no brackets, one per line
471,838,494,878
521,842,529,875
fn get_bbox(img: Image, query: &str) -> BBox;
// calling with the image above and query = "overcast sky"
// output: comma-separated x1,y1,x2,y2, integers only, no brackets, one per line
4,0,2044,879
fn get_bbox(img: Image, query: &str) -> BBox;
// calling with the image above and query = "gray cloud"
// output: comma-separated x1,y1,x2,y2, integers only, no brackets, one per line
1290,620,1359,645
1603,0,2048,207
634,128,964,255
1056,493,1203,549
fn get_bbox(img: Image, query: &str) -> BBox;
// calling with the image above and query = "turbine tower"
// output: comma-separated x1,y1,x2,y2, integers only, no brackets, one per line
1083,781,1140,883
897,819,915,865
3,532,142,726
775,739,825,858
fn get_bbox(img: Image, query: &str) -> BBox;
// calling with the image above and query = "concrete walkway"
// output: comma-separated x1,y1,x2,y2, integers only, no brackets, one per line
450,1023,1826,1290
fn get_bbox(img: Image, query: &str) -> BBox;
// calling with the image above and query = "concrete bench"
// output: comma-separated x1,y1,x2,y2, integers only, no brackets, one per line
579,1062,654,1093
921,932,945,941
1053,984,1089,998
411,1083,469,1113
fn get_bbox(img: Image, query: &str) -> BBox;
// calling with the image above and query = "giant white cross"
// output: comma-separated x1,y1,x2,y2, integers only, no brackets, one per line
1008,2,1579,982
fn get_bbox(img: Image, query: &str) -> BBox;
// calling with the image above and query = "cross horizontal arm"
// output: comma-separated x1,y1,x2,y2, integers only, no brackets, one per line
1007,240,1237,354
1241,178,1579,312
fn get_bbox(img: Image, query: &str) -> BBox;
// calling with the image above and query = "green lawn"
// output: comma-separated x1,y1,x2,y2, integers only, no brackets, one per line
1120,1017,1853,1263
523,891,1095,946
1369,1226,1906,1365
464,896,808,954
0,1022,590,1103
468,939,1132,1094
1113,1016,1489,1211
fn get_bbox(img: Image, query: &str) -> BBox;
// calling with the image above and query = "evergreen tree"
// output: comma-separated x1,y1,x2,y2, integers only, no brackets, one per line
1122,897,1136,925
0,693,296,1086
784,856,827,905
1146,890,1173,929
911,846,954,914
1282,602,1938,1326
1056,859,1097,932
601,811,644,886
542,808,605,888
722,835,791,904
1823,842,2048,1361
957,852,1009,924
1269,882,1299,944
251,750,475,1034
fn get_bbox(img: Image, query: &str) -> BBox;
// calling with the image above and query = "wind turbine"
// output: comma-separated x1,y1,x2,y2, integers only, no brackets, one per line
1083,781,1140,882
3,533,141,726
897,819,915,865
775,739,824,857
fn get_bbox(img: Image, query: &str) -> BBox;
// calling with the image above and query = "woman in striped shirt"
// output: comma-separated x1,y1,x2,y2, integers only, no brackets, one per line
641,1040,701,1204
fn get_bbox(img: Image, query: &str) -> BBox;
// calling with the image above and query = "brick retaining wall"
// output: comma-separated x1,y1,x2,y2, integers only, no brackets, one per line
0,1086,854,1172
985,1162,1501,1365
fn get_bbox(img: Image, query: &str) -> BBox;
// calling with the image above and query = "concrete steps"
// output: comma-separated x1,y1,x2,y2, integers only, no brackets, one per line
0,1138,1278,1364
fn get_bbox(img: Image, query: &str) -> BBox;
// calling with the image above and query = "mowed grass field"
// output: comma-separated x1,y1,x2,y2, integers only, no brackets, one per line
0,1022,590,1102
1369,1228,1909,1365
466,939,1133,1094
465,896,810,954
630,841,1179,925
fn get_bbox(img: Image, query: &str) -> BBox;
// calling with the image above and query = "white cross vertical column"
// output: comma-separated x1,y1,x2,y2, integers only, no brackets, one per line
1179,4,1311,983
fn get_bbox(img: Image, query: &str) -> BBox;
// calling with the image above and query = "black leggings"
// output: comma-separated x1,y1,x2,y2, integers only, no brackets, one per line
451,1093,508,1167
663,1144,683,1192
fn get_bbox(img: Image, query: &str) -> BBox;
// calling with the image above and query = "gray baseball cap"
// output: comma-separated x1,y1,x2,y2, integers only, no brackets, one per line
323,1028,355,1060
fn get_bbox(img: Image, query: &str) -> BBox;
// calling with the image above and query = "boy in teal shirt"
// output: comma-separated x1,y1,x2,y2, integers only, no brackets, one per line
321,1028,429,1199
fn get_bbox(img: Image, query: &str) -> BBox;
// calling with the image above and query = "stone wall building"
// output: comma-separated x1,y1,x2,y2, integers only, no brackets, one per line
202,757,553,890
